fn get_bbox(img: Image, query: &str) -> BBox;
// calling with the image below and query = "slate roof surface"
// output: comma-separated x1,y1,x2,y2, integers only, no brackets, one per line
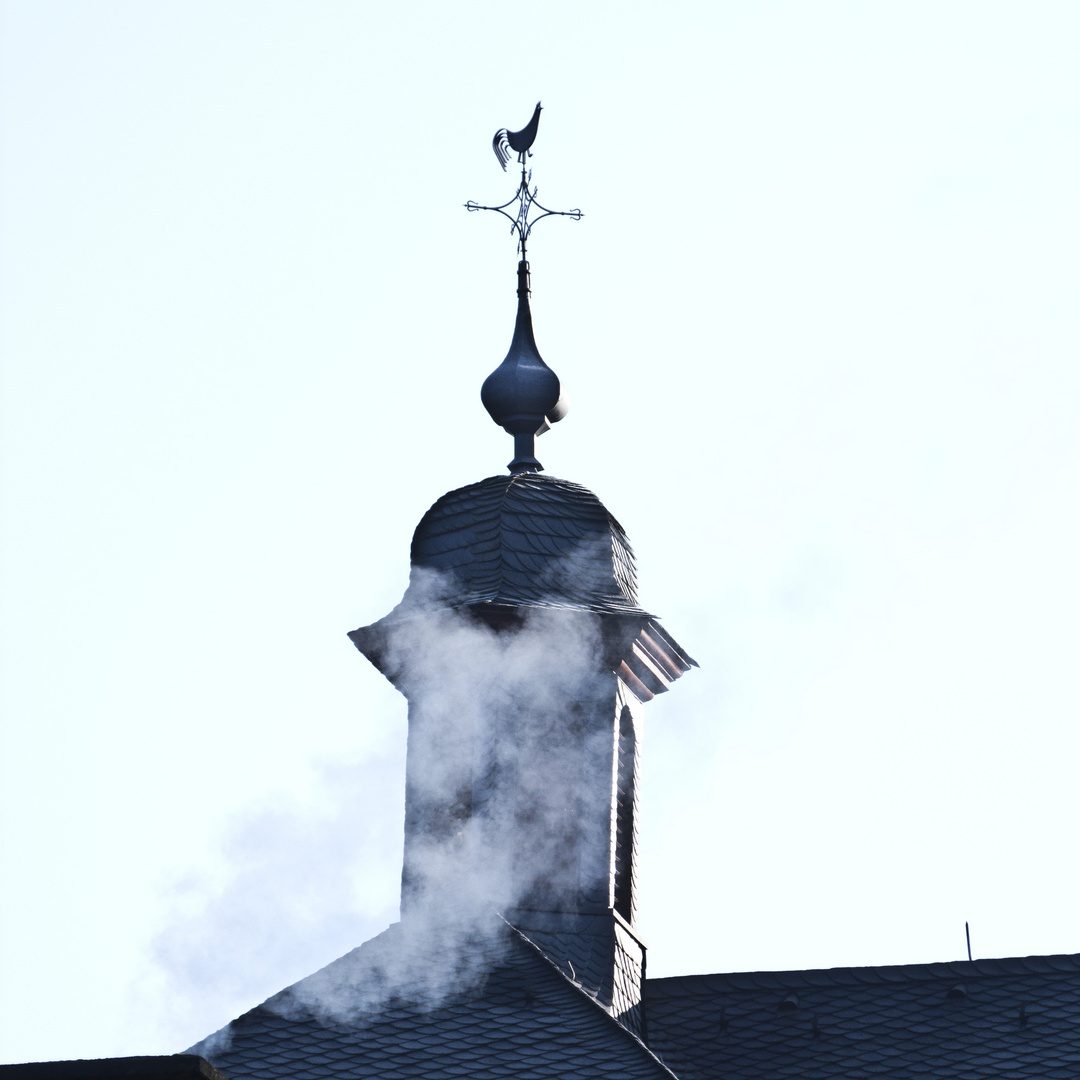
406,473,647,616
644,952,1080,1080
505,909,647,1038
191,918,676,1080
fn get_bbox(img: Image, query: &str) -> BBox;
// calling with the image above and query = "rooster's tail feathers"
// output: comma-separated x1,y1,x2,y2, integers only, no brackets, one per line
492,129,511,171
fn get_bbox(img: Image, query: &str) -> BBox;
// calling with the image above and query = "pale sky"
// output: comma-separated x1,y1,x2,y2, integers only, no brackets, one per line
2,0,1080,1065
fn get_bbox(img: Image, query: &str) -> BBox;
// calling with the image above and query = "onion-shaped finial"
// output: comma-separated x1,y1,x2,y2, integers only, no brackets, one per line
481,261,567,473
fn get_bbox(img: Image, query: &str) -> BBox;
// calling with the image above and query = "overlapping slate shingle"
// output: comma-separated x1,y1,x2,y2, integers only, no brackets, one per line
644,953,1080,1080
349,472,696,691
406,473,648,616
504,909,647,1039
191,918,677,1080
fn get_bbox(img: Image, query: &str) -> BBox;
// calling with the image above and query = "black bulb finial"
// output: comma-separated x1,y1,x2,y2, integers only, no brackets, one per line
480,262,567,473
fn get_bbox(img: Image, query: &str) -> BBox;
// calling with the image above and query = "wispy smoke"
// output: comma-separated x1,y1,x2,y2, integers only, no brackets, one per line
187,542,635,1045
377,565,615,923
148,752,403,1051
257,917,518,1028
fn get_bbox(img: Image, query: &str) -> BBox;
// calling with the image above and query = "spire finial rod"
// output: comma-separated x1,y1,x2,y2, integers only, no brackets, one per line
470,103,577,472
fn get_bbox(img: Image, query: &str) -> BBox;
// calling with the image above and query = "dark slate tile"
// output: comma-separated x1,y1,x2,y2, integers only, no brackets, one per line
400,474,649,618
190,918,677,1080
645,953,1080,1080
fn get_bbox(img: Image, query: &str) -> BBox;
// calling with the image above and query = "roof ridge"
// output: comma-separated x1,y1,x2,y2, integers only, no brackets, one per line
647,950,1080,990
491,473,520,605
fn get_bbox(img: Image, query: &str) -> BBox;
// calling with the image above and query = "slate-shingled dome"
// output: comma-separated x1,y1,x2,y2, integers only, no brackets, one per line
350,471,695,699
404,472,649,617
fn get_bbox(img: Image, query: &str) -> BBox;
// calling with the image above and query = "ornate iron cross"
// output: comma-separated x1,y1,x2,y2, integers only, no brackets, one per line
465,102,583,261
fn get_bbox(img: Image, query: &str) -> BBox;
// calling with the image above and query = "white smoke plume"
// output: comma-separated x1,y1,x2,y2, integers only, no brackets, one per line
185,543,642,1043
378,565,617,921
148,752,404,1051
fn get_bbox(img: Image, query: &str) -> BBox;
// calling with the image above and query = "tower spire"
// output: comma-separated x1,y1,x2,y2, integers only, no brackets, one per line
349,105,695,1036
466,102,582,473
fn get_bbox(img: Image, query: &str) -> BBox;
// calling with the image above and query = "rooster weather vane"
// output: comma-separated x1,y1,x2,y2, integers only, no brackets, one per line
467,102,581,475
465,102,582,261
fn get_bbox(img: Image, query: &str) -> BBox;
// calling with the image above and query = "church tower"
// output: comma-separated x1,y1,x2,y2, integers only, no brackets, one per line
349,121,695,1035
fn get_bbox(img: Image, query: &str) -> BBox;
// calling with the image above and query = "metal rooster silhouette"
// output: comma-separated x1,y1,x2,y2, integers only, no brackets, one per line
492,102,542,171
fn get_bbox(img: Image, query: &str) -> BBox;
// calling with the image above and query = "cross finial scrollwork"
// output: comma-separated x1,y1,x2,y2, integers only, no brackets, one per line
465,103,583,261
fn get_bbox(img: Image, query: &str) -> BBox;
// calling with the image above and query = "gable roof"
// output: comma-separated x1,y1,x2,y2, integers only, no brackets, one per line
190,918,676,1080
643,952,1080,1080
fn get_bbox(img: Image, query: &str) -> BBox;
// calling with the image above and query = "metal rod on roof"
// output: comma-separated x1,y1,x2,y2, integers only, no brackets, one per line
965,921,973,961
